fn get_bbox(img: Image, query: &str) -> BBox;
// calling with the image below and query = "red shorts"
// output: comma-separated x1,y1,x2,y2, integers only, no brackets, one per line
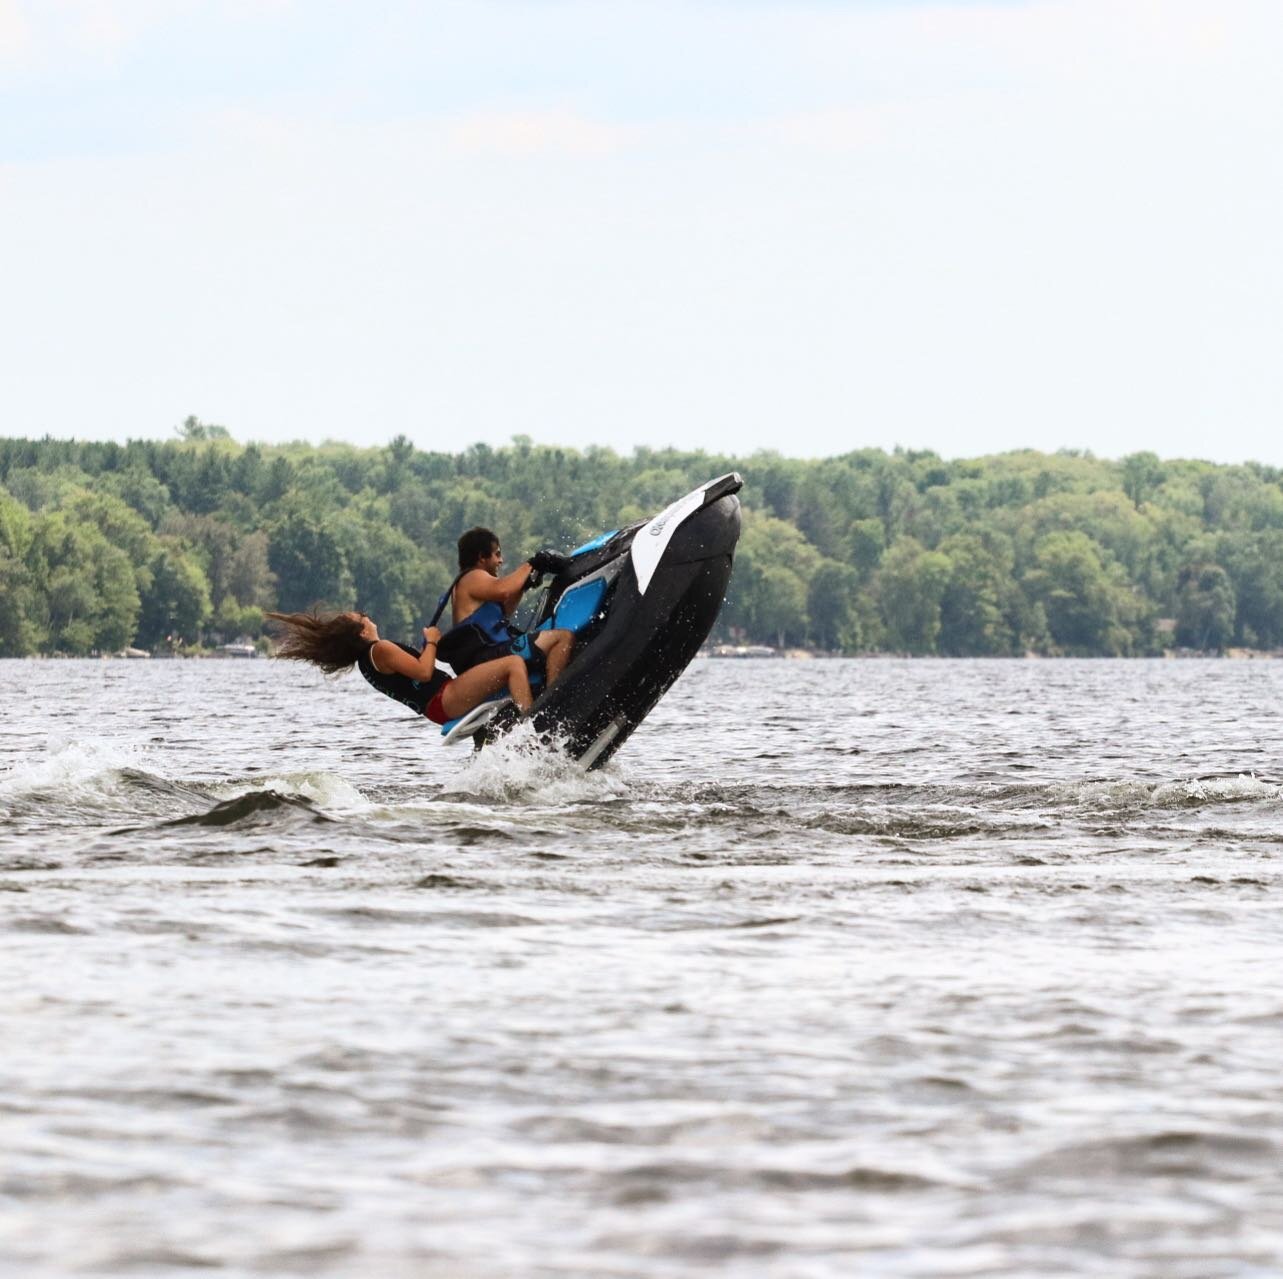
425,679,453,725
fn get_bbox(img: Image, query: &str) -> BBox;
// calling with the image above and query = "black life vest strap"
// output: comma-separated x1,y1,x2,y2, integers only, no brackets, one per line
430,571,466,628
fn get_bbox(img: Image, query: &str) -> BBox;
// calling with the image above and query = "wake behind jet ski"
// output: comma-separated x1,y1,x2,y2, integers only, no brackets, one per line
440,473,742,769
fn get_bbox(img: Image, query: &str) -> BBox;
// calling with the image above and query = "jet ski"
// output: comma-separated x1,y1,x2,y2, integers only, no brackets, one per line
440,472,742,769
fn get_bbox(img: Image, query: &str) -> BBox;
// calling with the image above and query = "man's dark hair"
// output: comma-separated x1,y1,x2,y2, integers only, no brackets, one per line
458,526,499,570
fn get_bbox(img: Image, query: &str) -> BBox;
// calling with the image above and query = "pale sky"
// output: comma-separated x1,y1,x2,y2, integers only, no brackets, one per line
2,0,1281,463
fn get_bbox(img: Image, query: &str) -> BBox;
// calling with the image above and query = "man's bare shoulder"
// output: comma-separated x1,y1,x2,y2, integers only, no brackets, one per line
454,567,502,613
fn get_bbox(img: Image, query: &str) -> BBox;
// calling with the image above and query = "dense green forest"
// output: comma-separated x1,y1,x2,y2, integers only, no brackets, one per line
3,422,1283,657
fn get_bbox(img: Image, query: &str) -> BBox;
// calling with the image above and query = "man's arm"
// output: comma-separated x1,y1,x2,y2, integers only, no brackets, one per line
456,563,532,619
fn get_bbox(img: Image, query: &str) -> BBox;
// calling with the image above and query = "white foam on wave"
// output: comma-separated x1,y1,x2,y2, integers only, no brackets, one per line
0,737,369,819
1052,773,1281,810
0,735,161,802
447,721,634,805
208,771,371,814
1152,774,1281,806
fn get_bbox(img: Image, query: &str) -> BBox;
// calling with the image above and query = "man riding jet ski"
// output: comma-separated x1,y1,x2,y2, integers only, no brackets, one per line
438,473,742,770
430,529,575,688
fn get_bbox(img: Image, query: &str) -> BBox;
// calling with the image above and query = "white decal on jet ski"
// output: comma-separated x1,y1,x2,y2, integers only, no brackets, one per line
630,482,711,595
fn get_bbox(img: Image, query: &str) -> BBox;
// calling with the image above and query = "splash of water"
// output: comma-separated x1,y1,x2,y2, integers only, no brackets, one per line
0,735,161,802
444,720,634,805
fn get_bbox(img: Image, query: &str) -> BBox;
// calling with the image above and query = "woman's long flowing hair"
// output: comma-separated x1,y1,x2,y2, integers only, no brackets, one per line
266,610,370,675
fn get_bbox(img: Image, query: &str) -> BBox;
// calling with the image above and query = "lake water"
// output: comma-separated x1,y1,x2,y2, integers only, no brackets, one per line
2,656,1281,1278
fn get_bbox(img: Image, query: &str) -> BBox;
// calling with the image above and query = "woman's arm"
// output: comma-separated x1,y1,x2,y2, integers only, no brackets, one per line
370,627,443,680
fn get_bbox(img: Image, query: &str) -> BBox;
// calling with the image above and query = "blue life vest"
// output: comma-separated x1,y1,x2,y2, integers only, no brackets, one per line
431,576,544,677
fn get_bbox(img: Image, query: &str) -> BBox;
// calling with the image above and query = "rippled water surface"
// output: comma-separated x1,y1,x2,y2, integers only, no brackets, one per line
3,656,1282,1277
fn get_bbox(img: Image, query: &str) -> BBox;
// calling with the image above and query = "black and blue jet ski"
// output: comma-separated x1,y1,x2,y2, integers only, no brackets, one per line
440,472,742,769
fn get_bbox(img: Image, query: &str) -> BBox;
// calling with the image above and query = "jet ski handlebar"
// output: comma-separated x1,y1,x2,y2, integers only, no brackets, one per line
529,549,572,575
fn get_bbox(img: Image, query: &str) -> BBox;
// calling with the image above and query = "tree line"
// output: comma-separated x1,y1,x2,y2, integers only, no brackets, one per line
3,422,1283,657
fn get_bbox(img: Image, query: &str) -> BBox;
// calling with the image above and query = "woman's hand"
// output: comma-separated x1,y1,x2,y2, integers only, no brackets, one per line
423,625,442,646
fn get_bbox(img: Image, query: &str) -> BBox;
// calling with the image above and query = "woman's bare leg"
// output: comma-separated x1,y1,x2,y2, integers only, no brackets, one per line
440,655,533,718
534,628,574,686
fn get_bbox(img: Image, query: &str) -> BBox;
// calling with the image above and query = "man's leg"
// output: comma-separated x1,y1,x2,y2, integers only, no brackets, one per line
534,628,574,686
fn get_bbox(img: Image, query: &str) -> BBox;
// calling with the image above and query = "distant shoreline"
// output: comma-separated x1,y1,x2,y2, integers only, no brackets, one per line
5,434,1283,660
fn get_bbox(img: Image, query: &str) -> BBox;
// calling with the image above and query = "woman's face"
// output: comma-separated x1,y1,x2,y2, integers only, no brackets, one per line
351,612,379,641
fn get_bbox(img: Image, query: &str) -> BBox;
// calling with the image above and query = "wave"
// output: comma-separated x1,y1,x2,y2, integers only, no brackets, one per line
655,772,1283,819
313,904,539,927
1019,1129,1277,1180
0,738,207,824
1048,773,1282,811
7,729,1277,856
0,736,148,800
160,789,329,829
207,771,369,813
5,914,92,935
0,732,378,839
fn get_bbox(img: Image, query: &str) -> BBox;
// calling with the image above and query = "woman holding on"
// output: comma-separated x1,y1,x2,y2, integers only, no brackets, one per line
266,609,534,724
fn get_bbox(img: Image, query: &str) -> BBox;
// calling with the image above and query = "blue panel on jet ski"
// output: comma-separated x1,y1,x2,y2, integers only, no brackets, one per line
554,577,607,632
570,530,618,556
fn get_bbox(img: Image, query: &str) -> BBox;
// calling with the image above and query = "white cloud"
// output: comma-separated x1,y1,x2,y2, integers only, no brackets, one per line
755,107,891,153
446,109,646,157
0,0,32,62
3,0,291,70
